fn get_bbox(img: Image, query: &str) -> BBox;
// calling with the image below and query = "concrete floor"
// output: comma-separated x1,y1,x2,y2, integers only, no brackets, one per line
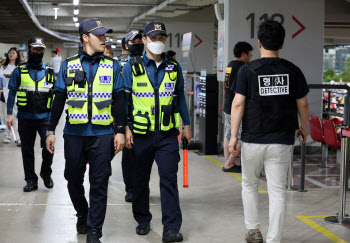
0,121,350,242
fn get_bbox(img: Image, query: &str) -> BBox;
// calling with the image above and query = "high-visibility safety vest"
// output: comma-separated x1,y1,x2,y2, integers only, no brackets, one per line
130,56,180,134
65,55,114,125
17,64,54,113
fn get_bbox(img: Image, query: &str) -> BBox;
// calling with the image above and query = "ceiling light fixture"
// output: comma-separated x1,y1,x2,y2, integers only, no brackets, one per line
74,7,79,15
73,0,79,6
73,16,78,22
75,22,79,27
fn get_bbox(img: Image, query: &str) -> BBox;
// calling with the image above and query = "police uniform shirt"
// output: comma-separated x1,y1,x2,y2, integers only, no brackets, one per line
233,57,309,145
223,60,245,114
7,63,55,119
122,51,190,126
54,53,124,136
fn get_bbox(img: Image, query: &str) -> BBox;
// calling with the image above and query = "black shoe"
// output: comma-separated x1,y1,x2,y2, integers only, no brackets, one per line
40,172,54,189
222,164,241,173
86,229,101,243
76,210,88,234
125,192,133,202
136,222,150,235
162,230,183,243
23,182,38,192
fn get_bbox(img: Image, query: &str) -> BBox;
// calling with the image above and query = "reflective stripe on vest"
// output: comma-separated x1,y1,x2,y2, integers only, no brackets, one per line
131,60,180,133
66,56,114,125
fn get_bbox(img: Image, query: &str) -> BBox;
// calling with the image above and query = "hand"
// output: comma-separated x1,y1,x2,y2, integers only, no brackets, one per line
114,133,125,154
125,126,133,149
46,135,55,154
296,127,307,145
182,125,192,145
6,115,13,128
228,136,238,155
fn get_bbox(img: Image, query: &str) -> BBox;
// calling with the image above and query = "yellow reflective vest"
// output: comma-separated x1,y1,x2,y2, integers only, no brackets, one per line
65,55,114,125
130,57,180,134
17,64,54,113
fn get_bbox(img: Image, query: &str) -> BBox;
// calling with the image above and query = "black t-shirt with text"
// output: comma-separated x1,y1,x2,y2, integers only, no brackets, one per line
223,60,245,114
233,57,309,145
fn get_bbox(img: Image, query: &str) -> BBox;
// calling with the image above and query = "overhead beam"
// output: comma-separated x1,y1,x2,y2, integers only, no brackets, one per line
32,2,157,7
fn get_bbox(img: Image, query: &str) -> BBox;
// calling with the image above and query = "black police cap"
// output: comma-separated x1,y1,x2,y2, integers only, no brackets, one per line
79,18,112,36
28,37,46,48
125,30,142,43
143,22,167,37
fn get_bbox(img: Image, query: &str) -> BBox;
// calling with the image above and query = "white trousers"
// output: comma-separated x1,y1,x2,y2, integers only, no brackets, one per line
0,101,19,140
241,142,292,243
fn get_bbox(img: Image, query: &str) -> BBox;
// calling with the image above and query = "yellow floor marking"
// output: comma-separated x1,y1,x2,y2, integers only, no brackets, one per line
203,155,268,193
296,215,348,243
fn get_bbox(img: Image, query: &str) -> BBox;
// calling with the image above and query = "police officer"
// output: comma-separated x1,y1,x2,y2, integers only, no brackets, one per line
121,30,144,203
103,37,116,58
115,37,129,67
123,22,191,243
45,18,126,243
222,41,253,173
228,21,309,243
7,37,55,192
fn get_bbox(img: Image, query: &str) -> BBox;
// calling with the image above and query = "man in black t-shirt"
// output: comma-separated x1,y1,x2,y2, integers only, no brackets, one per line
222,42,252,173
228,21,309,243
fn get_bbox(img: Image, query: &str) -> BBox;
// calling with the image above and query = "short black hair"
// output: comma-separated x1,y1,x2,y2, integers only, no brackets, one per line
258,20,285,51
52,51,58,54
233,42,253,58
80,32,90,44
121,38,127,51
165,50,176,59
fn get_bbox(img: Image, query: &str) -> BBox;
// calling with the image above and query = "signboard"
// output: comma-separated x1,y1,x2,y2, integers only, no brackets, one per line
64,43,79,48
180,32,192,73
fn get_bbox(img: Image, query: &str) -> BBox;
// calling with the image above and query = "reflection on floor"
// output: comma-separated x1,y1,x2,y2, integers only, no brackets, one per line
0,124,349,242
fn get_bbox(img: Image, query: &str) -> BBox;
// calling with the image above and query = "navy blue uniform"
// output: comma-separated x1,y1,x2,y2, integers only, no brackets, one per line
54,52,124,235
7,63,54,183
123,52,190,232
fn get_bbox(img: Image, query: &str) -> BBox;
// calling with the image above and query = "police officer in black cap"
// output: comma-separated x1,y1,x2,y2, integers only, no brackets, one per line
121,30,144,203
123,22,191,243
7,37,55,192
116,38,129,68
103,37,116,58
46,18,125,243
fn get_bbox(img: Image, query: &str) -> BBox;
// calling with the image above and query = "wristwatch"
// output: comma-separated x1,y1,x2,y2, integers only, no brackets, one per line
46,130,55,136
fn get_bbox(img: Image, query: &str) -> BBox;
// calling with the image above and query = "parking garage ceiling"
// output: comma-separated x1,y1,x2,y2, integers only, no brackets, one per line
2,0,350,45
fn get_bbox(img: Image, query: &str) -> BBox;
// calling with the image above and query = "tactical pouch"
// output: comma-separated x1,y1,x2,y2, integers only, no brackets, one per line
65,77,74,91
161,104,173,127
133,111,151,134
74,70,86,92
46,90,55,109
130,56,145,76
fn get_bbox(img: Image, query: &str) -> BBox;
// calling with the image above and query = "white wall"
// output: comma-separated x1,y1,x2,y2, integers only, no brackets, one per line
223,0,324,118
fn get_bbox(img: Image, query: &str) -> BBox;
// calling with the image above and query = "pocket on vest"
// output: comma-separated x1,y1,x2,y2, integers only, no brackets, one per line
133,111,151,134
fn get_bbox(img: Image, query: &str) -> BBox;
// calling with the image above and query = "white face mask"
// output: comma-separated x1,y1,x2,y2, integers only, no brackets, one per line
146,41,165,55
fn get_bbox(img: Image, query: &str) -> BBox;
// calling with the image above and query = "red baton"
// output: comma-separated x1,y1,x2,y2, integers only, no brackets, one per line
183,139,189,188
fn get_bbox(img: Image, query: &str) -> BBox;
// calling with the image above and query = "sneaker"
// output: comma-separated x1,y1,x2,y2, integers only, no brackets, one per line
86,229,101,243
3,138,11,144
222,164,241,173
0,123,6,131
76,210,89,234
15,139,21,146
245,230,263,243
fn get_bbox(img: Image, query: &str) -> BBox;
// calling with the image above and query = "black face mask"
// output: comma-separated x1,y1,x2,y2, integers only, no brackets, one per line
128,44,144,57
28,51,44,68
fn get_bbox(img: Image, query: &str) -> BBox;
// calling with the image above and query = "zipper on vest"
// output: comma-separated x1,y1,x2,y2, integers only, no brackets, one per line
154,89,159,131
88,81,92,121
34,80,39,114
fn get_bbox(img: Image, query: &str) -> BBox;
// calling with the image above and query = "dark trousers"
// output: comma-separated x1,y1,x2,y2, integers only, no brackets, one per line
63,134,114,235
132,129,182,232
18,117,53,183
121,147,135,193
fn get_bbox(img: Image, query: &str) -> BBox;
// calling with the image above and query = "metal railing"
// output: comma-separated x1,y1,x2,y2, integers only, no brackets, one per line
308,84,350,226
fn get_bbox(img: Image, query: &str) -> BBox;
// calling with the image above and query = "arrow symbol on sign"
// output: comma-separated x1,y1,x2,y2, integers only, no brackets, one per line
292,16,306,39
194,34,203,48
